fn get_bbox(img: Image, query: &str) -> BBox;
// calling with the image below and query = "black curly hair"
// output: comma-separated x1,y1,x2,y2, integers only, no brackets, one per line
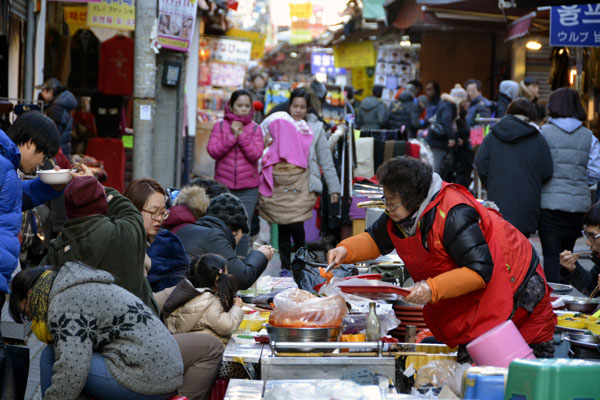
376,156,432,213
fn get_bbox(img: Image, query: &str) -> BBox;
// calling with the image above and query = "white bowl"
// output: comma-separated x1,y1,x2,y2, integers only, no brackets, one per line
37,169,73,185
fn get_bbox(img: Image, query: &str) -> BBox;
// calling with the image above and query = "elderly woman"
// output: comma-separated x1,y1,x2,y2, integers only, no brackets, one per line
259,87,341,275
10,262,183,400
327,157,556,359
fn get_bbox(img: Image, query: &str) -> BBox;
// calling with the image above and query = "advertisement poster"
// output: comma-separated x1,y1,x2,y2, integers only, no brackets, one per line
209,62,246,88
87,0,135,30
158,0,198,52
334,41,376,68
201,36,252,64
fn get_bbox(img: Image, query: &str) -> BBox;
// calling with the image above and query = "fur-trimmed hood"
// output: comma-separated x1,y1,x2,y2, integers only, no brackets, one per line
174,185,210,219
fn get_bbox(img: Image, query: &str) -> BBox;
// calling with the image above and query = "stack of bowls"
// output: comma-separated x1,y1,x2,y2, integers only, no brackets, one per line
390,299,428,340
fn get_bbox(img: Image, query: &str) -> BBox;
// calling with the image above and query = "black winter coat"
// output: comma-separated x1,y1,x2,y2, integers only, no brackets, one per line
45,90,77,157
474,115,553,237
175,215,268,290
496,93,511,119
566,259,600,297
388,93,420,137
425,100,456,150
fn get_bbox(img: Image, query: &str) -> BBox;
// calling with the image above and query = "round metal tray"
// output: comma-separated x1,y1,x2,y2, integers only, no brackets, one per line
266,325,342,353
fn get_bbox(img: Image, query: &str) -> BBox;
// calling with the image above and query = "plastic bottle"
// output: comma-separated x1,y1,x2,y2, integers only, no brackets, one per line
366,302,381,342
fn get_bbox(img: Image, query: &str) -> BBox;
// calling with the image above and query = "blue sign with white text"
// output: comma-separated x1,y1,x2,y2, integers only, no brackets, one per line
550,4,600,47
311,53,346,76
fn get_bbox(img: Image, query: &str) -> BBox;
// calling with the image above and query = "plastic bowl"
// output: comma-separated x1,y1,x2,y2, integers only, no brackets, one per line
466,320,535,368
37,169,72,185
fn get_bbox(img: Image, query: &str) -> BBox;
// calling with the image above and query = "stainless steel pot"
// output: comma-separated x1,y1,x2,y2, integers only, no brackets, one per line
266,325,342,353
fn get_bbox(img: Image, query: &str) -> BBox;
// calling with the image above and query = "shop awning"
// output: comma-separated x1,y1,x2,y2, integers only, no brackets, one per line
505,12,534,41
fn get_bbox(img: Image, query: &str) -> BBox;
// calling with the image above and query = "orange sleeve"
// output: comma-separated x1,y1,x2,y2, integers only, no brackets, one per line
426,267,486,303
338,232,381,263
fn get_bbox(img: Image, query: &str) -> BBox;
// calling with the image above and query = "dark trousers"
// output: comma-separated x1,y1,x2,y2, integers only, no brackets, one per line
538,209,585,283
278,222,305,270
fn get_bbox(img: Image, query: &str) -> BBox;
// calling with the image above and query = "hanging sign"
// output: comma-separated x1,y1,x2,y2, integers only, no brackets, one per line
158,0,197,52
289,2,312,19
334,41,376,68
64,6,88,35
201,36,252,65
226,29,266,60
550,4,600,47
87,0,135,31
311,53,346,76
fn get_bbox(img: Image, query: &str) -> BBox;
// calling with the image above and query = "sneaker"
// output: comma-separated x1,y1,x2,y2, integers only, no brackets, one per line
279,269,293,278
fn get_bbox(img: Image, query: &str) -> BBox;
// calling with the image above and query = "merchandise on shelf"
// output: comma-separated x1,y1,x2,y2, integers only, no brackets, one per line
374,45,420,104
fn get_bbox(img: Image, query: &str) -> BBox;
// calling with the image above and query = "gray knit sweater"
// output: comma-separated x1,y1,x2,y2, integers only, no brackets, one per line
44,262,183,400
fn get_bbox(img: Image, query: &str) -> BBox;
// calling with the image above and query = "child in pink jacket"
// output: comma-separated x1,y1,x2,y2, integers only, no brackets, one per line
207,90,264,255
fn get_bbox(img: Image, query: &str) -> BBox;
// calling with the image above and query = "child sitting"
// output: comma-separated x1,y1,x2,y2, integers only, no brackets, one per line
163,253,243,344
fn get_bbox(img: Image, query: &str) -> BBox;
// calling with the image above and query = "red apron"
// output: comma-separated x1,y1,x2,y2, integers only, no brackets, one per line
387,183,553,347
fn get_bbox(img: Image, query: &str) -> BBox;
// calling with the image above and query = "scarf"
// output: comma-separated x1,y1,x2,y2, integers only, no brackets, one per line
224,103,253,125
29,269,58,343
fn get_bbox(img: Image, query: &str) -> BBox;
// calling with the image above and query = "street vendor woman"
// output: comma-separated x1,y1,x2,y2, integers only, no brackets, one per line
327,156,556,358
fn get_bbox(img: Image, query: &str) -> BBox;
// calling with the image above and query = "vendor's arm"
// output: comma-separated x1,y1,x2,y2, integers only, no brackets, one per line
21,178,63,210
426,267,485,303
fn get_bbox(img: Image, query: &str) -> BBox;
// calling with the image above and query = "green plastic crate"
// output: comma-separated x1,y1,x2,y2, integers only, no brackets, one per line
505,358,600,400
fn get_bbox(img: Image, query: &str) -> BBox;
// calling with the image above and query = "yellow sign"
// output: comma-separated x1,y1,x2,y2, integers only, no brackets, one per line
334,41,376,69
351,67,375,101
289,3,312,19
290,29,312,45
64,6,88,36
226,29,266,60
87,0,135,31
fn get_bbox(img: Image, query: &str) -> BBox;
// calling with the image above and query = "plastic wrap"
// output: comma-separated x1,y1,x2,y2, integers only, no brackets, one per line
268,288,348,328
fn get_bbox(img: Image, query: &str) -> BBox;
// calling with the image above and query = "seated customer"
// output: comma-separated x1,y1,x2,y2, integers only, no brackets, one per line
163,185,211,234
41,176,159,314
9,262,183,400
175,193,274,290
560,201,600,297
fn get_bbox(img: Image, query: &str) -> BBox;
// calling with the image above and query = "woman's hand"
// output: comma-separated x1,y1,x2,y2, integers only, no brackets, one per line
257,245,275,261
404,281,432,305
231,121,243,137
559,250,578,273
330,193,340,203
327,247,347,268
70,163,95,179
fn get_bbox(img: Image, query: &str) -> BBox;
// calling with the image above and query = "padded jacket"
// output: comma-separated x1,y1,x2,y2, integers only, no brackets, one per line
0,129,61,293
45,90,77,157
207,106,264,190
175,215,268,290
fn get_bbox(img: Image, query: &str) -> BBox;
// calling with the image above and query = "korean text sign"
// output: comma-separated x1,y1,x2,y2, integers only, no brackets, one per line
201,37,252,65
550,4,600,47
87,0,135,30
311,53,346,76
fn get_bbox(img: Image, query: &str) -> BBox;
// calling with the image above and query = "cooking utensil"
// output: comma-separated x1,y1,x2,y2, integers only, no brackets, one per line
266,325,342,353
324,262,336,274
564,300,600,314
586,285,599,304
566,332,600,344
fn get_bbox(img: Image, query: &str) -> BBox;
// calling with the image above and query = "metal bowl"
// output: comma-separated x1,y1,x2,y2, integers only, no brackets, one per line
566,332,600,344
564,300,600,314
266,325,342,353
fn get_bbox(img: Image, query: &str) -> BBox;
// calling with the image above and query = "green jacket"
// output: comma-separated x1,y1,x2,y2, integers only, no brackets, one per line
42,187,159,315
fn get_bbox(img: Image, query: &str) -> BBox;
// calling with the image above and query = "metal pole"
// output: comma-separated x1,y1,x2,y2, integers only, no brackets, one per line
23,0,35,100
575,46,583,93
133,1,157,179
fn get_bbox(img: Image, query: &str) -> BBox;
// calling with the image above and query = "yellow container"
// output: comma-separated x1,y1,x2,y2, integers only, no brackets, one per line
585,321,600,334
557,317,586,329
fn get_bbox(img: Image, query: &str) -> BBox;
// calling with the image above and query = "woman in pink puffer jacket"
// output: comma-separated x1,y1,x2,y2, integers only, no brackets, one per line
207,89,264,255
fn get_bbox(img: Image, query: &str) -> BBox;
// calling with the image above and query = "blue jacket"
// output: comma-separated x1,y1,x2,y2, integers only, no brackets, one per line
147,230,190,293
0,129,60,293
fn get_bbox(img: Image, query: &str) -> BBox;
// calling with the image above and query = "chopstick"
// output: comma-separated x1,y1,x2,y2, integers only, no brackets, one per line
586,285,599,304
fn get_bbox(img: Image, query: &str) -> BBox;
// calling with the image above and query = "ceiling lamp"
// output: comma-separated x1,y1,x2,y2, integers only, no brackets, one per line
525,40,542,50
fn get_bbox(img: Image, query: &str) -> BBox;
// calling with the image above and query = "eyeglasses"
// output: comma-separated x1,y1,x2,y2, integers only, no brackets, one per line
142,208,170,221
582,229,600,241
381,196,403,211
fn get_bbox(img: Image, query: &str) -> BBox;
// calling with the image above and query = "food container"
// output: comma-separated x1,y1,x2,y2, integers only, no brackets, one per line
466,320,535,368
266,325,342,353
557,316,587,329
564,300,600,314
37,169,72,184
585,320,600,335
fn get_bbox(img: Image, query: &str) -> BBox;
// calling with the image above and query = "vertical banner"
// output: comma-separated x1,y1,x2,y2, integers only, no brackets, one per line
87,0,135,30
158,0,198,52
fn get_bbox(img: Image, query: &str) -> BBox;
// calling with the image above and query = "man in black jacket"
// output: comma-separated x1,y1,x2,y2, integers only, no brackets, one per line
174,193,274,290
38,78,77,158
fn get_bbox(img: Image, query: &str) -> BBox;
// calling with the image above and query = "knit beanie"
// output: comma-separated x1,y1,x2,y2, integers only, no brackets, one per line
64,176,108,219
206,193,249,234
450,84,467,101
